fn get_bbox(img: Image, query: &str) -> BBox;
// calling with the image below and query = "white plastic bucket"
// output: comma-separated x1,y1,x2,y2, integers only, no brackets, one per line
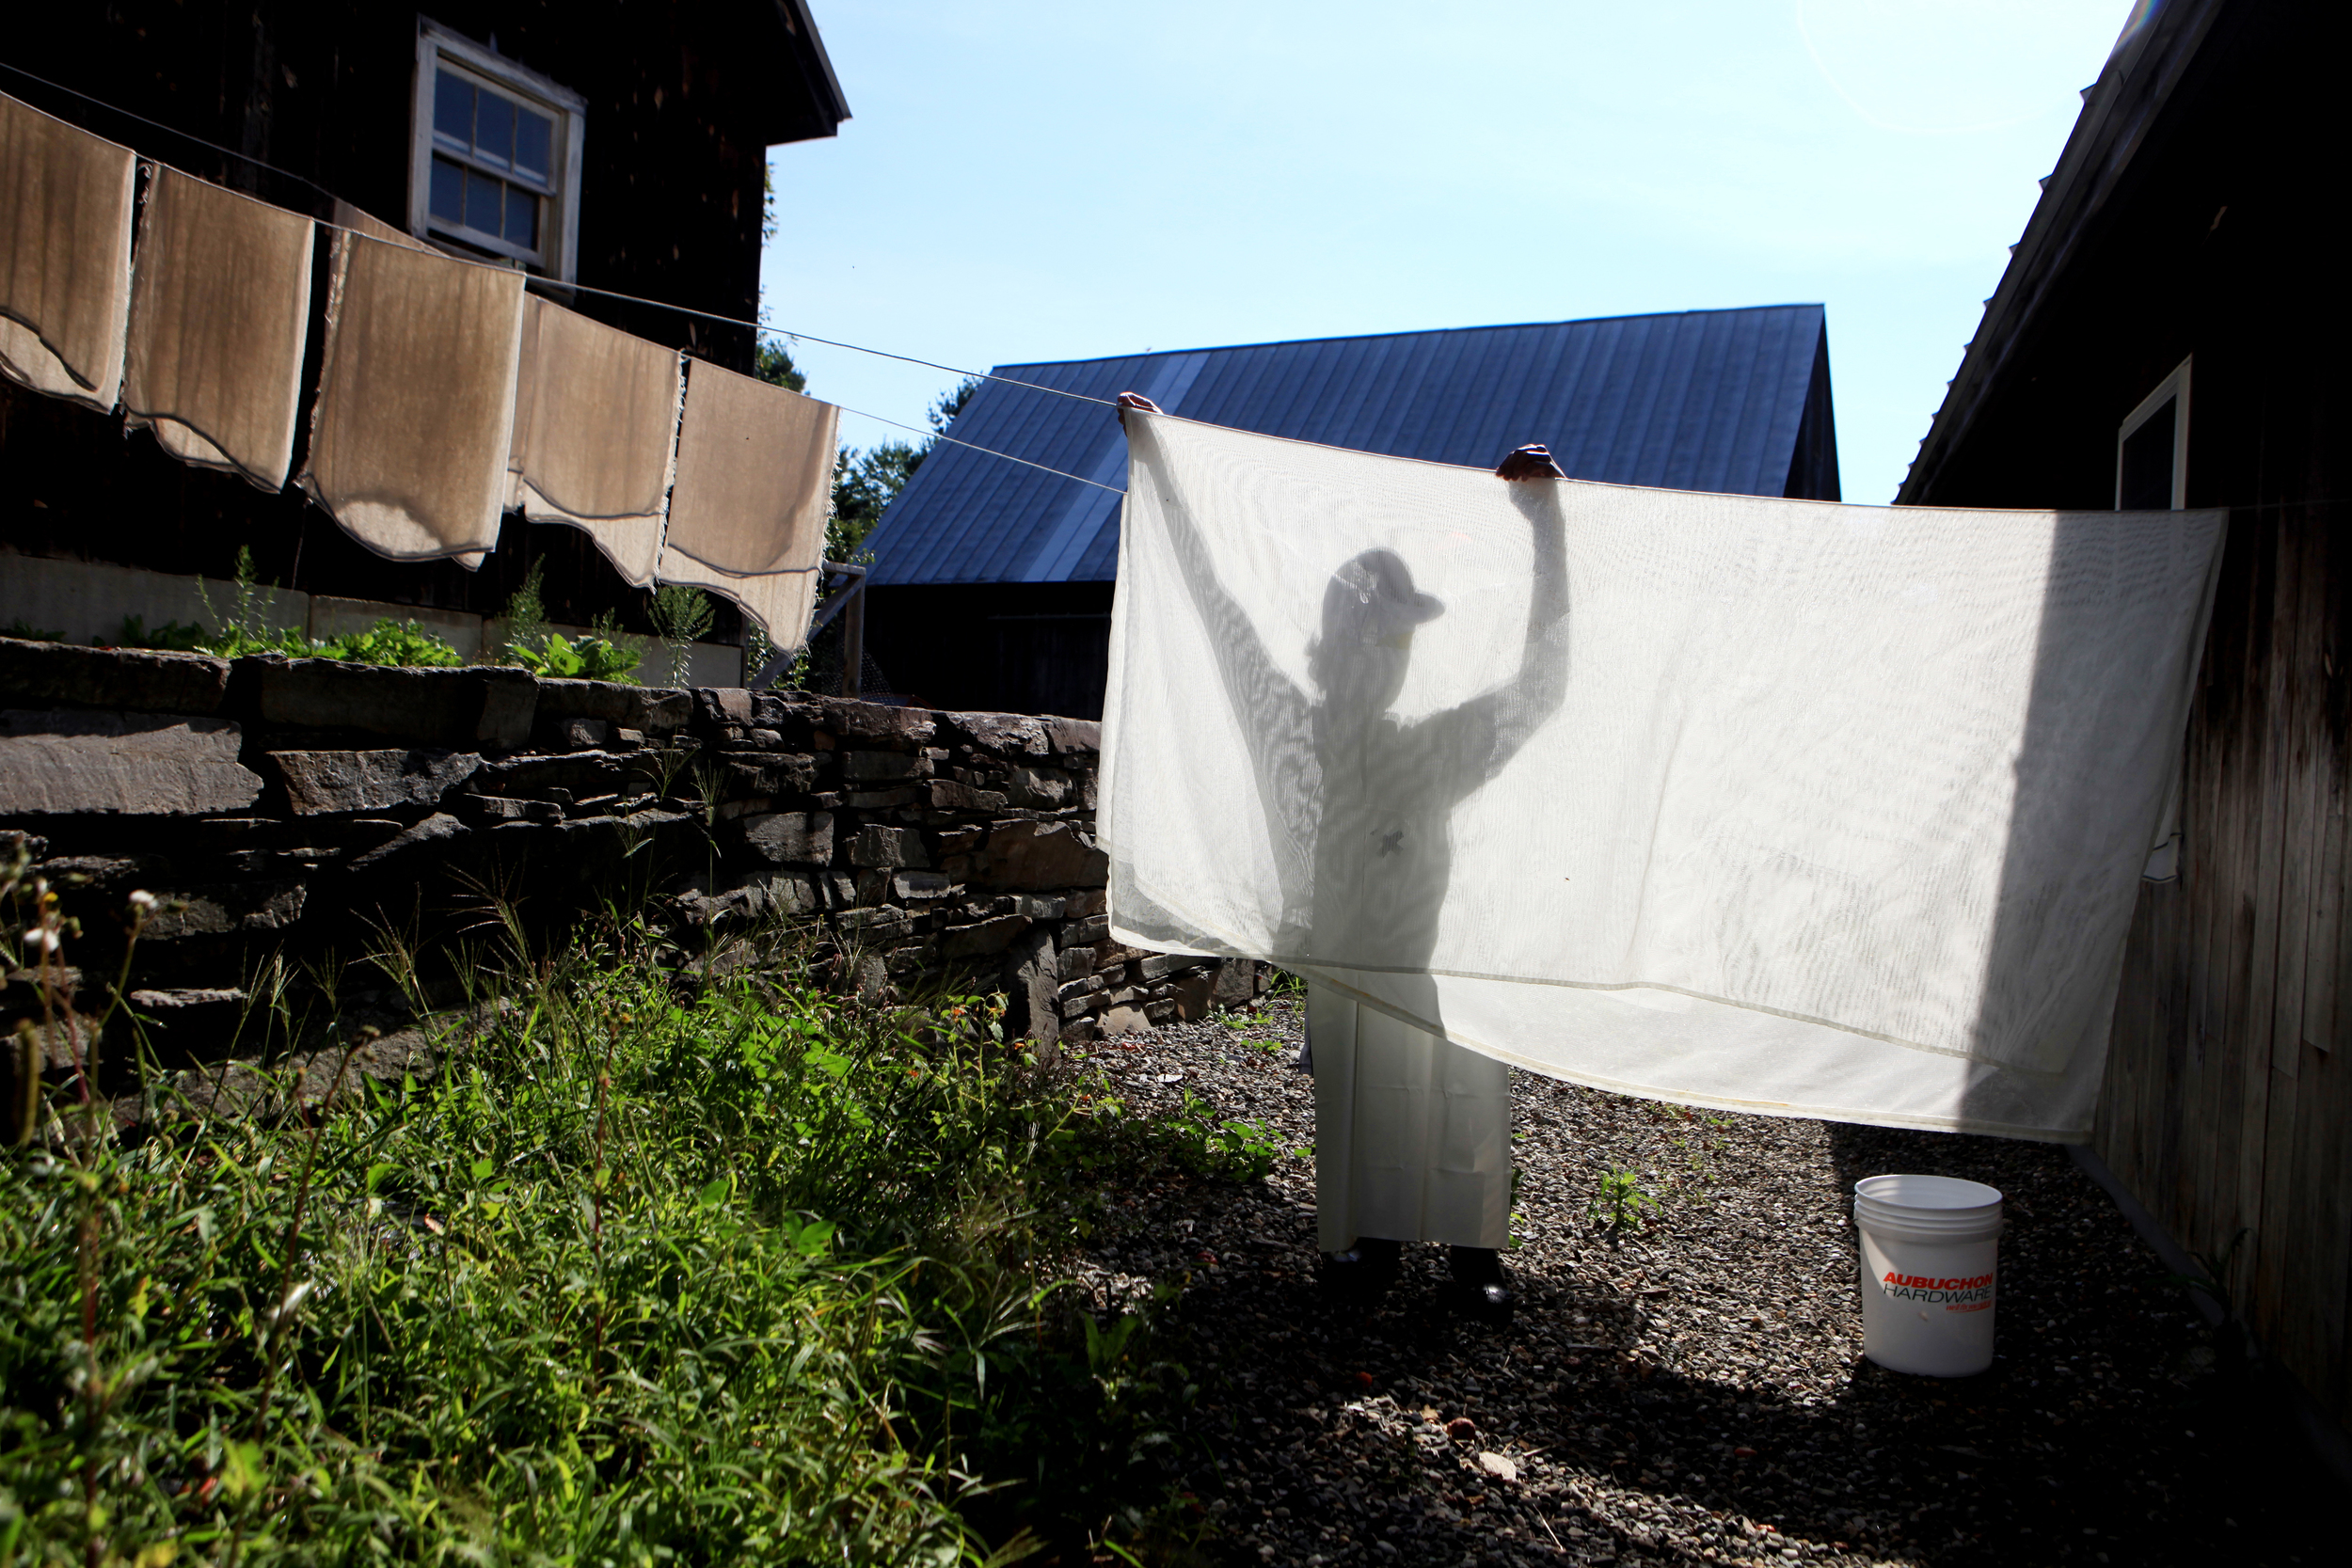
1852,1174,2002,1377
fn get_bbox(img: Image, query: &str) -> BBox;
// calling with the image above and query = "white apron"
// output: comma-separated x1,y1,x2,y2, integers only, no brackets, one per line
1309,981,1512,1251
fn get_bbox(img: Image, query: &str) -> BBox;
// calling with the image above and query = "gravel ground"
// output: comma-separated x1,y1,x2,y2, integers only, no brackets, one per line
1067,993,2328,1568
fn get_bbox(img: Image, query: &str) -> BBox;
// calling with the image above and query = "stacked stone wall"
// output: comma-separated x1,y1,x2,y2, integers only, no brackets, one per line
0,637,1258,1081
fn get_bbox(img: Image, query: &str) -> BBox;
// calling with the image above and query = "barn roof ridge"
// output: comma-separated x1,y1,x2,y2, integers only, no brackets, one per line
984,303,1826,375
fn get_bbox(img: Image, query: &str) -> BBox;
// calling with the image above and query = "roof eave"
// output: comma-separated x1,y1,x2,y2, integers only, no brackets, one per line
1895,0,2231,505
756,0,851,145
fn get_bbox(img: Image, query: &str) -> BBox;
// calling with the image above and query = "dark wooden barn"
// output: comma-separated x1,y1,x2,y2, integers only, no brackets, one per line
1899,0,2351,1451
1,2,847,650
862,306,1841,718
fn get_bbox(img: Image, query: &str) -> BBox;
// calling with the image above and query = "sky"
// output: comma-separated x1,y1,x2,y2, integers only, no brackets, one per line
761,1,2133,506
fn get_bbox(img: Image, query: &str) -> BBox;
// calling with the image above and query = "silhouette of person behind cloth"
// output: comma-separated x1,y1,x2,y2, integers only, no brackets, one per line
1123,396,1569,1318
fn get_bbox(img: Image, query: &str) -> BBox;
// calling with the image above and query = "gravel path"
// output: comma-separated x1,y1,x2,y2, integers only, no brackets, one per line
1068,994,2324,1567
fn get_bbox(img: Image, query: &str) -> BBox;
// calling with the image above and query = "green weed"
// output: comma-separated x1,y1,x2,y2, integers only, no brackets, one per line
1164,1093,1282,1183
1587,1166,1659,1233
0,875,1235,1564
506,629,642,683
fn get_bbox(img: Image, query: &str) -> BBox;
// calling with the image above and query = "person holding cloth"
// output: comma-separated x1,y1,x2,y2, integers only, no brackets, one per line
1120,391,1570,1322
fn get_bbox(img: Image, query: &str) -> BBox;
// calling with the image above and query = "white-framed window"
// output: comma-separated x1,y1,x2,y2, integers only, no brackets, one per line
2120,356,2195,882
2116,356,2190,511
408,21,585,279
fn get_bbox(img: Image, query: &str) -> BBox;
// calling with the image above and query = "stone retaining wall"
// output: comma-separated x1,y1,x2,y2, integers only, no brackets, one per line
0,637,1256,1080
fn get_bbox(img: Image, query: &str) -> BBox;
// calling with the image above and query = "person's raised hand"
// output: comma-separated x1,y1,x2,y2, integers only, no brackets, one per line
1495,443,1566,482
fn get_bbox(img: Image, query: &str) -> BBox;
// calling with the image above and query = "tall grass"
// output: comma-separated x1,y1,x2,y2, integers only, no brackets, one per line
1,879,1250,1565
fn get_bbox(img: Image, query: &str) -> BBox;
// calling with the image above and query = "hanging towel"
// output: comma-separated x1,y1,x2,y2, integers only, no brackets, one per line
121,166,314,491
296,229,524,567
329,199,428,254
657,357,836,644
505,295,683,586
1103,408,2230,1143
0,91,136,412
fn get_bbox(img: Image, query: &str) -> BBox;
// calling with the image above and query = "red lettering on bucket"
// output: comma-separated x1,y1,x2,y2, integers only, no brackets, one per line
1876,1268,1995,1307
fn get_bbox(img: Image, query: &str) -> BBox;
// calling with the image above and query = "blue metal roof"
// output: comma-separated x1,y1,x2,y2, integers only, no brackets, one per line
866,305,1834,587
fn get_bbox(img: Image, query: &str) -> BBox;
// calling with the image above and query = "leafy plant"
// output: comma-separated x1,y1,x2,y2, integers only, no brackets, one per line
110,610,464,667
0,891,1233,1564
508,630,643,684
190,544,307,657
1,617,64,642
743,618,775,687
1165,1091,1281,1182
313,617,465,667
648,584,714,687
500,556,551,661
1588,1165,1659,1232
111,612,215,652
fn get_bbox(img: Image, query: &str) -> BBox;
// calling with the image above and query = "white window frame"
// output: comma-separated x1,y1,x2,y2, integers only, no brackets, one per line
2115,355,2191,511
2120,355,2195,882
408,20,586,280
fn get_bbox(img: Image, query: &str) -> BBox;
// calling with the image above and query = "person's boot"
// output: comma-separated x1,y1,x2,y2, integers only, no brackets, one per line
1321,1236,1401,1303
1447,1245,1514,1323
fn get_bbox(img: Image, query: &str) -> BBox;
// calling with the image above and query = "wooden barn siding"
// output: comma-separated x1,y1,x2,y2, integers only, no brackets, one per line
2097,503,2352,1426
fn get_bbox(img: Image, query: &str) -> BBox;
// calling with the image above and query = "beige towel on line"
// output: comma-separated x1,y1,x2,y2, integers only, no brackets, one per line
297,227,525,569
329,199,429,254
657,357,836,644
122,166,314,491
506,295,684,587
0,91,136,413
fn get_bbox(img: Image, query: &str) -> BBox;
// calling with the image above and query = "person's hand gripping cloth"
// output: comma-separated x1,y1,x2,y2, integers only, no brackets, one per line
0,91,136,413
504,295,684,586
296,227,526,568
1101,405,2228,1142
656,357,838,647
122,166,315,491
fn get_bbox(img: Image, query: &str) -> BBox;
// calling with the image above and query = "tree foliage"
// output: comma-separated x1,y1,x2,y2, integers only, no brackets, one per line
749,342,980,565
754,339,805,393
827,377,979,562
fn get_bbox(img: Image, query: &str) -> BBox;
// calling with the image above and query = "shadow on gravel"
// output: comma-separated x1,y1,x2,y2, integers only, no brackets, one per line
1138,1127,2325,1568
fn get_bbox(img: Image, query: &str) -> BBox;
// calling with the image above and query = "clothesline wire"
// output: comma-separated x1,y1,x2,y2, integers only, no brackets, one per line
827,404,1126,494
0,57,1120,413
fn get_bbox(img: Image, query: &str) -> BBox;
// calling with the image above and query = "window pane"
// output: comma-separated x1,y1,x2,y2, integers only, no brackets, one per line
514,108,553,186
504,185,540,248
466,167,504,235
473,90,515,170
2119,399,2177,509
428,156,465,225
433,70,473,149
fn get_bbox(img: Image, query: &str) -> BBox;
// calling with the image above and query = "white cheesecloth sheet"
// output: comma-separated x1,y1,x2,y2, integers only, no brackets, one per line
1102,410,2227,1143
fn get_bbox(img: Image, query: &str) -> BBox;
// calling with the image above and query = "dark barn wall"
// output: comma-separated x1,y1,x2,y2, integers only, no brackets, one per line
866,582,1115,721
1783,328,1841,502
1907,0,2352,1430
1,1,831,638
